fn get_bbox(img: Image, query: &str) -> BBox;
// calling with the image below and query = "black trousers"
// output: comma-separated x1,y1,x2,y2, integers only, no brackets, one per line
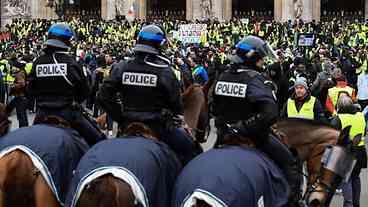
35,107,106,146
7,96,29,127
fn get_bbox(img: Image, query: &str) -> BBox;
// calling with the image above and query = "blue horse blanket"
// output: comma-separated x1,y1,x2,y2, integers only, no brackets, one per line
65,137,182,207
0,124,89,206
172,146,289,207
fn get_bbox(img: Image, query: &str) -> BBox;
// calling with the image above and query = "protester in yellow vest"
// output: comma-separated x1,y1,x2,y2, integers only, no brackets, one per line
326,72,356,115
330,95,367,207
282,78,326,121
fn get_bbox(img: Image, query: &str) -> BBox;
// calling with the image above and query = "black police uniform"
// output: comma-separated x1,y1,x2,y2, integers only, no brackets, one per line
97,53,202,164
29,48,106,146
98,54,183,123
212,64,302,204
212,64,278,141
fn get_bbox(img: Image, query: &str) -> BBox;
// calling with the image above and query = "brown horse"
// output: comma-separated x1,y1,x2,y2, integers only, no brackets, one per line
76,174,135,207
180,118,355,207
76,123,155,207
0,150,59,207
182,84,209,142
0,115,89,207
0,104,58,207
71,122,180,207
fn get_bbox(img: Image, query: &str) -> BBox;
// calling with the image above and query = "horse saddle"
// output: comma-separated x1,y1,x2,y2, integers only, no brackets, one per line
34,115,71,129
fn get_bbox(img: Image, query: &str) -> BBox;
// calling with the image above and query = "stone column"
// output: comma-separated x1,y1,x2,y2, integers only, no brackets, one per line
101,0,116,20
312,0,320,21
1,1,6,27
186,0,193,20
211,0,223,21
366,0,368,19
137,0,146,19
33,0,57,20
223,0,232,21
192,0,202,20
274,0,283,22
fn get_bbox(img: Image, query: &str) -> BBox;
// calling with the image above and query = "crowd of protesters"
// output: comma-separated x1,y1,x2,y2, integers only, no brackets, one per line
0,15,367,206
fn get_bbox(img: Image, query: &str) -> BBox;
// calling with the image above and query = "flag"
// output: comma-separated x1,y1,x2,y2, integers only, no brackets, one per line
128,5,134,16
127,5,135,22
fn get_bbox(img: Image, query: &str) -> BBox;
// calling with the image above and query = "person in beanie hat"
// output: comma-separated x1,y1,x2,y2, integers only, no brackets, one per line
282,77,326,121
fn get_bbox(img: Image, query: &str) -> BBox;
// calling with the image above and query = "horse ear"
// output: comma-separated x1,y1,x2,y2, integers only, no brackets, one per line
338,126,351,146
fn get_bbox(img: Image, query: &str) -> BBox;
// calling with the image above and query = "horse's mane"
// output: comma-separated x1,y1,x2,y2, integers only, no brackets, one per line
277,118,336,130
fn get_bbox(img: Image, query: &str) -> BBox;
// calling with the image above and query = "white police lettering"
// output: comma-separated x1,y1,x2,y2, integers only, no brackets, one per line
122,72,157,87
257,196,264,207
36,64,67,77
215,81,247,98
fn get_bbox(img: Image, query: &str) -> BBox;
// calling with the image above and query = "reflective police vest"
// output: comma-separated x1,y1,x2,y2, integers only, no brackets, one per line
25,63,33,75
328,86,354,107
287,96,316,119
338,112,366,146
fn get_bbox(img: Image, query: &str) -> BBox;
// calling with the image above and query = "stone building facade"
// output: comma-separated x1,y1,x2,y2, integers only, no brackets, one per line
1,0,368,27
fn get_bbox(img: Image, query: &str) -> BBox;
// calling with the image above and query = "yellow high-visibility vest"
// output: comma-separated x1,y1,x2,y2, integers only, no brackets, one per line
338,112,366,146
287,96,316,119
25,63,33,75
328,86,354,107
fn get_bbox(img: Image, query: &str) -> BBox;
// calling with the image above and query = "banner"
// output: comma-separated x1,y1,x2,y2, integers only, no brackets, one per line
179,24,207,44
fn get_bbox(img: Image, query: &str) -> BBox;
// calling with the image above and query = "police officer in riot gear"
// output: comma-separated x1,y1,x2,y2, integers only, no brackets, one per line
212,36,301,204
97,24,202,164
28,23,106,146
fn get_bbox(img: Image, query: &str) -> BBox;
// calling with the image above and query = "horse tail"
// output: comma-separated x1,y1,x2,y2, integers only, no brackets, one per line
0,150,37,207
78,174,135,207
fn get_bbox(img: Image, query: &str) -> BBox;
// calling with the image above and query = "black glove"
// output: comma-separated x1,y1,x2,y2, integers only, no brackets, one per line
229,115,258,136
229,114,270,144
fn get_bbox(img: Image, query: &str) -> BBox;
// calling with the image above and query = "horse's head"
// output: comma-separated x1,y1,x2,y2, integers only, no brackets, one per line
122,122,160,141
0,103,10,136
305,126,357,207
274,118,357,206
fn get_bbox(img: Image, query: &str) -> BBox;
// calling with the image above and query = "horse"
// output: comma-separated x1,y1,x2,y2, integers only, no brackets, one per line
65,122,182,207
172,118,357,207
0,103,10,136
182,84,209,143
0,117,89,207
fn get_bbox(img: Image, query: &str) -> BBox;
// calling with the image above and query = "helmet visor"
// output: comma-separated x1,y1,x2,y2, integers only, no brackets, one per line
258,43,277,61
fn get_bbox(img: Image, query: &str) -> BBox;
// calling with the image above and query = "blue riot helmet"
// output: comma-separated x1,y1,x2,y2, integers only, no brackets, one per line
133,24,167,55
45,23,75,50
232,35,277,68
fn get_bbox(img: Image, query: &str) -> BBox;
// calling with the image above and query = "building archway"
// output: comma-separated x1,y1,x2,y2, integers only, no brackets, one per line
146,0,186,20
232,0,274,19
321,0,365,20
63,0,101,19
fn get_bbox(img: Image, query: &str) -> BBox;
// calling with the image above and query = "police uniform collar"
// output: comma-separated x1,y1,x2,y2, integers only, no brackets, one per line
141,54,171,68
230,64,260,75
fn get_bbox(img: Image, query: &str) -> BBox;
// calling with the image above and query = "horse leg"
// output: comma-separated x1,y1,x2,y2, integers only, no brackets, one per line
78,175,135,207
195,101,209,143
34,175,59,207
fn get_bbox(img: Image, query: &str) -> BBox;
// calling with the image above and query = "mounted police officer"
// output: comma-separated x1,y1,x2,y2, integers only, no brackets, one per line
212,36,301,204
97,24,202,165
28,23,106,146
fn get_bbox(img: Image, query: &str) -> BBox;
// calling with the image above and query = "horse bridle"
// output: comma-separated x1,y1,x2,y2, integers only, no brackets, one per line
297,145,356,207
